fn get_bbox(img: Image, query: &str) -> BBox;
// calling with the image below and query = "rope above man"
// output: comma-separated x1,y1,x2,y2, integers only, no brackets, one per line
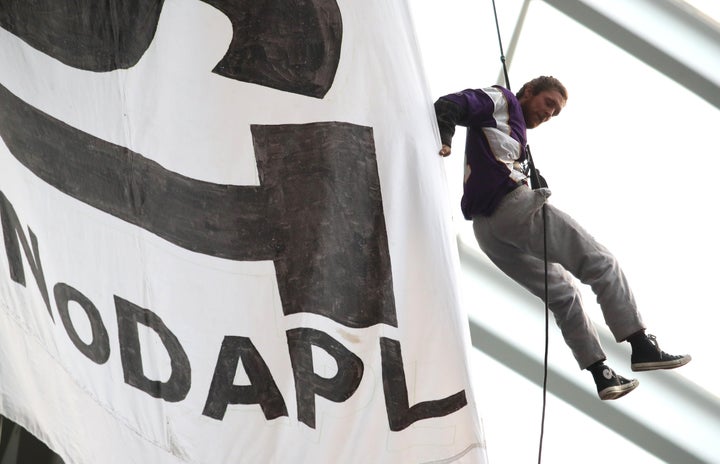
435,76,691,400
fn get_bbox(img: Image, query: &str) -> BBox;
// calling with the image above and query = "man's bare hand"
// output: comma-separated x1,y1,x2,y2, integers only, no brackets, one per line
439,144,451,157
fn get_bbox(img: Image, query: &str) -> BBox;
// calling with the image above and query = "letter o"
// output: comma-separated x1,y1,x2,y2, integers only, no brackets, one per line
54,282,110,364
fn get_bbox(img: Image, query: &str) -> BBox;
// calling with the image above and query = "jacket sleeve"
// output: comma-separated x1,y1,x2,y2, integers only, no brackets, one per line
433,96,466,148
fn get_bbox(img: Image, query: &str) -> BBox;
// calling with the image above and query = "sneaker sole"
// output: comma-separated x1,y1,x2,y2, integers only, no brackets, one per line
631,354,692,372
598,379,639,400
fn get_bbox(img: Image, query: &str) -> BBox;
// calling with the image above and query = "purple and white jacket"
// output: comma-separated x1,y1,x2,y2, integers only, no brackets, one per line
435,85,528,219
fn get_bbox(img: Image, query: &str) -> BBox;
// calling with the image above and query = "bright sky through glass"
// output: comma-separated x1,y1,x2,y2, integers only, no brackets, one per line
409,0,719,462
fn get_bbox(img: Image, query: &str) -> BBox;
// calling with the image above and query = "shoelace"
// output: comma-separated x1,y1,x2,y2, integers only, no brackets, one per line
647,334,659,347
647,334,680,360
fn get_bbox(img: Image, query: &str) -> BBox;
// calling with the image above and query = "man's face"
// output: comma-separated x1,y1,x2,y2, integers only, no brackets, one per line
519,87,566,129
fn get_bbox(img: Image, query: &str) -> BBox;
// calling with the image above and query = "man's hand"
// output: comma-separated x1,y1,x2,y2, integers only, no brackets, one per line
439,144,451,157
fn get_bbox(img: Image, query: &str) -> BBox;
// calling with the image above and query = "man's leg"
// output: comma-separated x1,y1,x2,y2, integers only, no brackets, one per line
472,187,641,399
473,209,606,369
482,187,645,343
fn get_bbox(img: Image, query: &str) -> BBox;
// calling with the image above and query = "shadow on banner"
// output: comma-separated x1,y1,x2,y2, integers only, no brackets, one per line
0,416,64,464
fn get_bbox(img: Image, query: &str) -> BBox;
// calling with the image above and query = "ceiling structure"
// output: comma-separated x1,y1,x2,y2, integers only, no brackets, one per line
456,0,720,462
542,0,720,109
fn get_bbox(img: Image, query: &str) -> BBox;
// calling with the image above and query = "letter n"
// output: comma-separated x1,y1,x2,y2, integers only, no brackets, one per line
0,191,52,319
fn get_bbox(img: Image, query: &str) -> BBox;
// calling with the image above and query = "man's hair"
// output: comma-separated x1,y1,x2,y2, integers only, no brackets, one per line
516,76,568,101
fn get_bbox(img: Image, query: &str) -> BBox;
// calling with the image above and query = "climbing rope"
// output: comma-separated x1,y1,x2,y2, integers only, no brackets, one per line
489,1,551,463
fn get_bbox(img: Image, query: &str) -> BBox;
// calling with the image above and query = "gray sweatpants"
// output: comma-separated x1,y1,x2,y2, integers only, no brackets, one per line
472,185,645,369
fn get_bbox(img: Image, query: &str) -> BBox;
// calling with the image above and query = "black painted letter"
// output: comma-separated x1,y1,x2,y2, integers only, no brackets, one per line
203,336,288,421
0,89,398,328
287,328,363,429
203,0,342,98
115,296,191,402
54,282,110,364
252,123,397,328
0,191,52,320
380,337,467,431
0,0,165,71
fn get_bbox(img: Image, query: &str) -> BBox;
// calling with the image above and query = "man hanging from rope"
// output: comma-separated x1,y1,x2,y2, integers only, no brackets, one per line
434,76,691,400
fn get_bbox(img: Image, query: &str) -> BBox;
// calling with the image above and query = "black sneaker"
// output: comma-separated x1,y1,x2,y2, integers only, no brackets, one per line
631,334,692,372
592,365,639,400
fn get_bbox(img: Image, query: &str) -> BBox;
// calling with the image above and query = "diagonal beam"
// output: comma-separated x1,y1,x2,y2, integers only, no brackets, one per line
541,0,720,110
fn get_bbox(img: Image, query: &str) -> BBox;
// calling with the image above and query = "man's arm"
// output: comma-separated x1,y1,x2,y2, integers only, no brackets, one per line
434,97,466,157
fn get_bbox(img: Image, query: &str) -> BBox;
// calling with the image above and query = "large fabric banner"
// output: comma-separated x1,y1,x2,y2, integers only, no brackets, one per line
0,1,487,462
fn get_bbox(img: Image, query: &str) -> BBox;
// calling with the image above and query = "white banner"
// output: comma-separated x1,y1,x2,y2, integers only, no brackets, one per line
0,1,487,462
